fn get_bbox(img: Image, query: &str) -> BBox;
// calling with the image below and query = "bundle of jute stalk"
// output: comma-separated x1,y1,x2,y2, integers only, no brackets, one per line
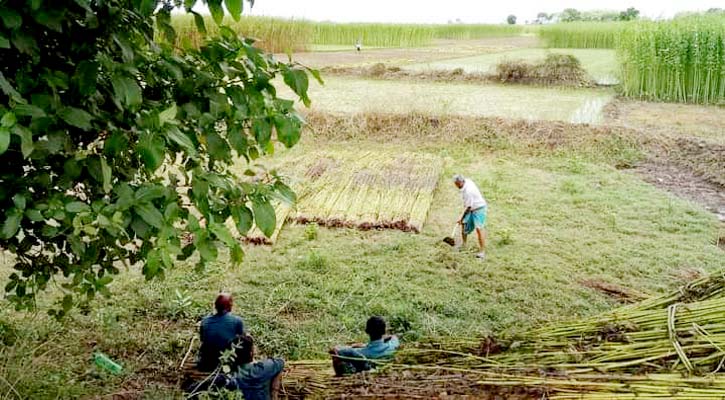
398,273,725,374
287,150,443,232
240,150,443,244
279,273,725,398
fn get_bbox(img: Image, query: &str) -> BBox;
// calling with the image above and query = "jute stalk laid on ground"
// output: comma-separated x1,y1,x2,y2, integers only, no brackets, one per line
282,272,725,398
242,150,443,244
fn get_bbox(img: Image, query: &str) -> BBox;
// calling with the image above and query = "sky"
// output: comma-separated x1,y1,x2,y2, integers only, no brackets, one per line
229,0,723,24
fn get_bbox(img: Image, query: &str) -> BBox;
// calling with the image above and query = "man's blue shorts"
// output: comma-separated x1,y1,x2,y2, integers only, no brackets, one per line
463,206,487,235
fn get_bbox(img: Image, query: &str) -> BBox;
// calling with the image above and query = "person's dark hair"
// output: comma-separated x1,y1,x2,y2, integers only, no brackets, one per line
365,316,386,341
232,334,254,366
214,293,233,314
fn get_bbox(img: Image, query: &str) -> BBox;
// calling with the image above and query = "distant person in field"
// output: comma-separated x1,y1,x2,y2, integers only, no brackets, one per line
355,38,362,52
227,334,285,400
454,174,488,259
197,292,245,371
329,316,400,376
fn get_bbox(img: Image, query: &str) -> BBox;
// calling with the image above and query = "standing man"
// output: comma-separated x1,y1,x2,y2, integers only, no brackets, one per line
197,292,245,371
454,175,488,259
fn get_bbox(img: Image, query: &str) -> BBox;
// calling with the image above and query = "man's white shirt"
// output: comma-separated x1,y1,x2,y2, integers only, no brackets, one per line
460,179,487,210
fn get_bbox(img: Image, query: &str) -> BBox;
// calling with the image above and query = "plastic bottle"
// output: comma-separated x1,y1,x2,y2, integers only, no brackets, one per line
93,352,123,374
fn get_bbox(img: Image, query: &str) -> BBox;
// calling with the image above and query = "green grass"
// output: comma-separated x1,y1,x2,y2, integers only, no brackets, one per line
403,48,619,85
1,135,723,398
279,76,615,123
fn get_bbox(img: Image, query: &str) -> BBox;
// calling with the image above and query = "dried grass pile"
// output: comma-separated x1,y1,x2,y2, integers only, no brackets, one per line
495,54,594,87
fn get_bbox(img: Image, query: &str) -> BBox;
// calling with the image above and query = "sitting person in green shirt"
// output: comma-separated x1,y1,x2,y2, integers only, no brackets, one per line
329,316,400,376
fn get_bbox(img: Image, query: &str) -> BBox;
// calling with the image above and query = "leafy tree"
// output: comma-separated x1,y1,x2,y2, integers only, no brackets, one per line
0,0,319,316
535,12,552,24
506,14,517,25
559,8,582,22
619,7,640,21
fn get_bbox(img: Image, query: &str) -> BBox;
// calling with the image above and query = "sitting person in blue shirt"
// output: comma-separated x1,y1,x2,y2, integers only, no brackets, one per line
197,293,245,372
329,316,400,376
227,334,285,400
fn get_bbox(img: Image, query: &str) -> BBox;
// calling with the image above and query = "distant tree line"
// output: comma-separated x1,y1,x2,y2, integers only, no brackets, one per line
534,7,640,24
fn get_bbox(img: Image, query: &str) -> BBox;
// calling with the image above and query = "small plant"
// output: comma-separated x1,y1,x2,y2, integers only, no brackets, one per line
305,223,319,241
297,251,329,272
497,228,514,246
166,289,194,320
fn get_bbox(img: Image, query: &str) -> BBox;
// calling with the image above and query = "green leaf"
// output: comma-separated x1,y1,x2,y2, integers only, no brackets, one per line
1,8,22,29
59,107,93,130
206,131,231,162
11,31,38,56
0,72,25,104
74,61,98,96
25,209,43,222
0,33,9,49
12,125,34,158
138,134,166,171
165,126,196,155
159,103,177,125
274,181,296,205
273,115,301,148
143,249,162,279
225,0,243,21
33,10,64,31
282,68,310,106
14,104,46,118
100,157,112,193
0,127,9,155
191,11,206,34
12,194,26,210
111,76,142,107
1,211,21,239
104,132,128,157
230,244,244,264
252,118,271,147
139,0,156,16
209,221,236,246
252,199,275,238
1,112,16,128
308,68,324,85
66,201,90,213
197,237,218,262
135,185,166,202
134,203,164,229
232,205,253,235
228,125,248,156
208,0,224,25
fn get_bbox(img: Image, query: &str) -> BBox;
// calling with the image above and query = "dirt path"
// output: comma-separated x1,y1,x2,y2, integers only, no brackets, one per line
633,160,725,222
286,36,540,68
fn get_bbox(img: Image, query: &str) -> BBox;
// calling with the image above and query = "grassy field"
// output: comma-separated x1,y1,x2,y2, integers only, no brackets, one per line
1,131,723,397
278,76,614,123
403,48,619,85
3,14,725,399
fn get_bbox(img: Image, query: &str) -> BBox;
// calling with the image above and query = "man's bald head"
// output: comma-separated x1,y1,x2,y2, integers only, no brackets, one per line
214,292,233,314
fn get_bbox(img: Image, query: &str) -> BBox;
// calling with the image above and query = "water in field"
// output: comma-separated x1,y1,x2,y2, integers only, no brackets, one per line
570,97,610,124
404,48,619,85
283,76,615,124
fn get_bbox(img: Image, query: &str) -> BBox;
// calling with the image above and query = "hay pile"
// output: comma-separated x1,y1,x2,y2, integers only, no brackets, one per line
282,272,725,399
495,54,594,87
243,150,443,244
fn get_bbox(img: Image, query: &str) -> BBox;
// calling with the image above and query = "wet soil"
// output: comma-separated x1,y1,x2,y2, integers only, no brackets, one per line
632,160,725,223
